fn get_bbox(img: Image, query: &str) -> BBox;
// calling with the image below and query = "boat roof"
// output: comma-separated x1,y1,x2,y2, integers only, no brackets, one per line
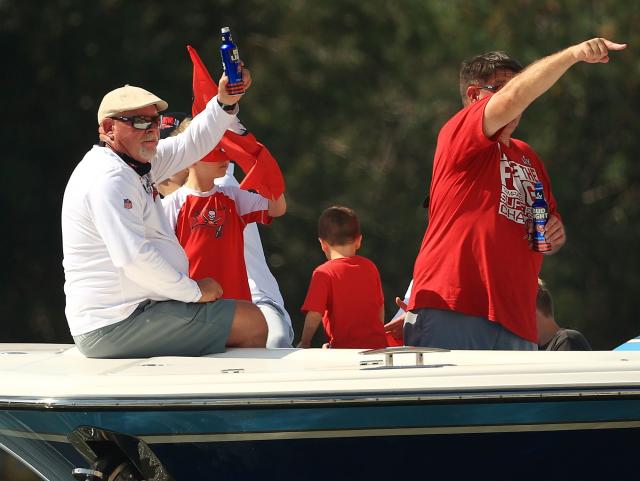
1,344,639,405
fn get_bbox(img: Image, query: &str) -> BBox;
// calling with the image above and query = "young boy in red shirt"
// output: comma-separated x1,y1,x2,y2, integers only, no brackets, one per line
162,120,286,302
298,206,387,349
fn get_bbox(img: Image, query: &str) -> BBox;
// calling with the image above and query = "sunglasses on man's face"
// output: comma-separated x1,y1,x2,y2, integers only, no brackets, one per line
111,115,161,130
479,84,506,93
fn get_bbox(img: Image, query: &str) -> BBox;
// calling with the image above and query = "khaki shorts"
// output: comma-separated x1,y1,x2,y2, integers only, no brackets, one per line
74,299,236,358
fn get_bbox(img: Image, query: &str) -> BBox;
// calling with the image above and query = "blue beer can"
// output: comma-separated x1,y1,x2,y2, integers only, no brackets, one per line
532,181,551,253
220,27,244,94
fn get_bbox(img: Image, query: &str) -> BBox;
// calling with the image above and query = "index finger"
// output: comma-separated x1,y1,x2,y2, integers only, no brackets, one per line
545,214,559,227
603,39,628,51
395,296,408,311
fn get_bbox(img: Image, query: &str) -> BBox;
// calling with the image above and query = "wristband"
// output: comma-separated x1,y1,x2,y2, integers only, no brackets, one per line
217,99,237,112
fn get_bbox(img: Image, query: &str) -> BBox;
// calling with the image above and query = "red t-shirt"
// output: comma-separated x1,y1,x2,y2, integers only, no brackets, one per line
408,97,559,343
301,255,387,349
162,185,271,301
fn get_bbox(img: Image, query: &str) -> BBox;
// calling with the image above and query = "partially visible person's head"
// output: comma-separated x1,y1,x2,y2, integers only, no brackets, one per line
536,277,554,319
536,277,561,345
459,51,523,106
176,117,231,184
156,117,192,197
318,206,361,246
97,85,168,163
191,148,231,181
159,112,190,139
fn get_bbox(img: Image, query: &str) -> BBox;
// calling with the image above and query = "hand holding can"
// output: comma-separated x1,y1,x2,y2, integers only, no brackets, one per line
220,27,245,95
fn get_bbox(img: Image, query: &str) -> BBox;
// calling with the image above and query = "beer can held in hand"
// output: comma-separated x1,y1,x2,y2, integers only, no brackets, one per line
220,27,244,95
531,181,551,253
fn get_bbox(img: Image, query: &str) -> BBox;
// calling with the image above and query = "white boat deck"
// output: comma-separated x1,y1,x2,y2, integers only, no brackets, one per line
1,344,639,402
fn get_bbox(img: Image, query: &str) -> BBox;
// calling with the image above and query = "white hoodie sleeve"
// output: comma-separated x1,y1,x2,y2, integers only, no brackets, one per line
153,96,237,183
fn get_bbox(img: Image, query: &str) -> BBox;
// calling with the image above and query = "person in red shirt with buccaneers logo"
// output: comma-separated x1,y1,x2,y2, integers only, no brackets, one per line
404,37,626,350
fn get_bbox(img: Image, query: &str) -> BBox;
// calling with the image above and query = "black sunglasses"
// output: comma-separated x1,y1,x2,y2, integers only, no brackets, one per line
479,84,505,93
111,115,161,130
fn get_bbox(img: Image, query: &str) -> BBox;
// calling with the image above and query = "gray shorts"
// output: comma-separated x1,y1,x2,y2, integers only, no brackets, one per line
73,299,236,358
404,308,537,350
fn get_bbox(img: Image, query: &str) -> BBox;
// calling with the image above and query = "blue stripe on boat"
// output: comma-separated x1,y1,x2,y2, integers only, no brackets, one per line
614,337,640,351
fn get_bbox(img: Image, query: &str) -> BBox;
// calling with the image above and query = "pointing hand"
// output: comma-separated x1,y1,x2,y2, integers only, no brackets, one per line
572,38,627,64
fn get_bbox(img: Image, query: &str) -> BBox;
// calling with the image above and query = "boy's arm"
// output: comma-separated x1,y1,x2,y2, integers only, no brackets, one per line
297,311,322,348
230,186,284,222
268,193,286,218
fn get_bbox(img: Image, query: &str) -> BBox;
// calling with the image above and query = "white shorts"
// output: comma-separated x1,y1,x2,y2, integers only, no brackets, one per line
257,301,294,348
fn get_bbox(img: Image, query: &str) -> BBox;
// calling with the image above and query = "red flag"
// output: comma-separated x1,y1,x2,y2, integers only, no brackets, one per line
188,45,218,115
239,144,285,200
187,45,285,199
224,131,285,199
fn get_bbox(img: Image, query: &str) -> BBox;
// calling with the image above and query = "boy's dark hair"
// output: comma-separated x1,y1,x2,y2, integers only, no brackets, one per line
536,278,554,318
318,206,360,246
459,51,524,103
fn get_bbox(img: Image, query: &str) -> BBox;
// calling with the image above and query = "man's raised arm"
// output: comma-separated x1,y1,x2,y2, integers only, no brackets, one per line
484,38,627,138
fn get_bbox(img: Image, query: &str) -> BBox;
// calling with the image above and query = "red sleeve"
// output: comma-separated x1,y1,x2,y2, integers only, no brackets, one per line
440,97,503,169
301,268,331,314
241,210,273,226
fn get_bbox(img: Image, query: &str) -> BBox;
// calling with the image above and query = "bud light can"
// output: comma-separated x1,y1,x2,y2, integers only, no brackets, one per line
531,181,551,253
220,27,244,95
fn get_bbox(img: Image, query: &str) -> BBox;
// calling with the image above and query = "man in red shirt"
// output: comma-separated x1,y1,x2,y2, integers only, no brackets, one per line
298,206,387,349
407,38,626,350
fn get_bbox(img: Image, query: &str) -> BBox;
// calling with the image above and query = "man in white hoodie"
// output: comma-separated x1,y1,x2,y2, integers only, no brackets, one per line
62,71,268,358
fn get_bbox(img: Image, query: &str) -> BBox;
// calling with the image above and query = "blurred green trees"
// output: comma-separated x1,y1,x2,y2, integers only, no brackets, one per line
1,0,638,349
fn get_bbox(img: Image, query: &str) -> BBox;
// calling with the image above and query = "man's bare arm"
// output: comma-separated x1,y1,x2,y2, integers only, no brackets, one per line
484,38,626,138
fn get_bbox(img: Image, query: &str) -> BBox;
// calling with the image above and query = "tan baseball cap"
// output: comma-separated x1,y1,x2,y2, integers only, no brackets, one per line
97,85,168,124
